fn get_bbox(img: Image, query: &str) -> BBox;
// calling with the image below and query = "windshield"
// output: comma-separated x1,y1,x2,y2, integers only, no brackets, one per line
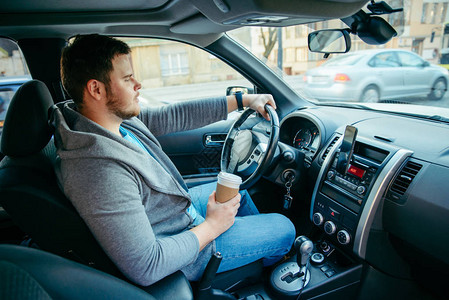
227,0,449,120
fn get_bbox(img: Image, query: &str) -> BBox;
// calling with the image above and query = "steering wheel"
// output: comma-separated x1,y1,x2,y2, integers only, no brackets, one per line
221,104,279,189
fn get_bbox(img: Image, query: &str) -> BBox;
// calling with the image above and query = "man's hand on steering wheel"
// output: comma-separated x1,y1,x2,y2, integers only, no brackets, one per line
226,93,276,120
243,94,277,121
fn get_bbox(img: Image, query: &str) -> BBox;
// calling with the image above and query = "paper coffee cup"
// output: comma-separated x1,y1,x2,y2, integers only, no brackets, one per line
215,172,242,203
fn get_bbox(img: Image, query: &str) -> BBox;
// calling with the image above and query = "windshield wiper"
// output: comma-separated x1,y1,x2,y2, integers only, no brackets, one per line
397,112,449,124
420,115,449,123
317,102,449,124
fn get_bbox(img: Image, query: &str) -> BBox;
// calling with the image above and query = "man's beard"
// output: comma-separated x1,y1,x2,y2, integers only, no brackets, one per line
105,87,139,120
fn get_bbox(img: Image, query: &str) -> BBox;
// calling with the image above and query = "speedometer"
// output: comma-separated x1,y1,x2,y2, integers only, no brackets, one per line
293,129,312,149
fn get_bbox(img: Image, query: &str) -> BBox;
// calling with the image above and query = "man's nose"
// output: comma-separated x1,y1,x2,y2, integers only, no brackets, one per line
134,79,142,91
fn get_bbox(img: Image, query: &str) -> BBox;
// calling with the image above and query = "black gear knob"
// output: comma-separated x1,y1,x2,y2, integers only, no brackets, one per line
294,236,313,267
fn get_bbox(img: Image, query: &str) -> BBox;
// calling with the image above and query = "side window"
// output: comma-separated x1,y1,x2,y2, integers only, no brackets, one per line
0,38,30,134
368,52,400,67
398,51,424,67
121,38,252,108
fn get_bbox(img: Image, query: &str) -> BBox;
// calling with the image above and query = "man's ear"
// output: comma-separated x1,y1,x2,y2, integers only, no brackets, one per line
86,79,105,101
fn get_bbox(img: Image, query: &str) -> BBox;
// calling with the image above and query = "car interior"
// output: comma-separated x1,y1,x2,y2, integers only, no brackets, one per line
0,0,448,299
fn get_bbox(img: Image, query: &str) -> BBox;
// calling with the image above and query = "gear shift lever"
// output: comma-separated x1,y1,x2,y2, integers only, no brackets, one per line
294,235,313,269
270,236,313,297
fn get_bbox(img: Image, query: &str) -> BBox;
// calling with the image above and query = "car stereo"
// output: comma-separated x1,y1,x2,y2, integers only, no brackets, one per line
311,126,390,250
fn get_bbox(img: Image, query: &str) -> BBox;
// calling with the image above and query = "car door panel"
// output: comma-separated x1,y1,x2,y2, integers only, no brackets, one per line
157,118,235,175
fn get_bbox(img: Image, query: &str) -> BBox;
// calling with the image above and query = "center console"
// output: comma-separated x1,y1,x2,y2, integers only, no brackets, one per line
312,141,387,250
268,237,362,299
310,125,412,258
266,125,413,299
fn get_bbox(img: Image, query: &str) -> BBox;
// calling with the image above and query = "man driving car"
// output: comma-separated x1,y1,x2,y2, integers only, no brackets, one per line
52,34,295,286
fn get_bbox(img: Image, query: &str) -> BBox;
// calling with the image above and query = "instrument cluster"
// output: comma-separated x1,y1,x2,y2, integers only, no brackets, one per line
280,115,321,165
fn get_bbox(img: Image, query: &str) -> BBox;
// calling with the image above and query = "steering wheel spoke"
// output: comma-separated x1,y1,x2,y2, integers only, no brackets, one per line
236,142,267,175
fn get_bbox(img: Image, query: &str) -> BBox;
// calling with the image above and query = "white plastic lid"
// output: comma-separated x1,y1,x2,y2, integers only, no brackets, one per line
217,172,242,189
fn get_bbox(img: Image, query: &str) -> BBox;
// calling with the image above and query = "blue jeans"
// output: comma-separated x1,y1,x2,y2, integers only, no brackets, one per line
188,181,296,274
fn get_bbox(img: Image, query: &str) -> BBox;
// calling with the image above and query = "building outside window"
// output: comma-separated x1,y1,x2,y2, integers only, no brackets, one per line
160,46,189,76
421,3,428,24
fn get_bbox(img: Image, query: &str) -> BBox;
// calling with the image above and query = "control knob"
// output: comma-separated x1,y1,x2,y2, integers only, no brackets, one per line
327,171,335,180
337,230,351,245
312,213,324,226
356,185,366,195
310,252,325,265
324,221,336,235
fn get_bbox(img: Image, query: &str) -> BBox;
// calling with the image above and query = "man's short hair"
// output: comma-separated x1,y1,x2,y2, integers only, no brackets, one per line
60,34,131,107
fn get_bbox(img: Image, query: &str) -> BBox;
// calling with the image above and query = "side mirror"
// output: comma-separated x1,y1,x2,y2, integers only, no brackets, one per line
422,61,430,67
226,86,254,96
308,29,351,53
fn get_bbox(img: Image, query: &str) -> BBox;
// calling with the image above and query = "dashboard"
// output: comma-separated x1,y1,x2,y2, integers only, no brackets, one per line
277,105,449,291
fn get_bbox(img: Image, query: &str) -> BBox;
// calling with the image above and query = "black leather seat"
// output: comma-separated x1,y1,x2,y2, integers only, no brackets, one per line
0,244,156,300
0,80,195,299
0,80,124,278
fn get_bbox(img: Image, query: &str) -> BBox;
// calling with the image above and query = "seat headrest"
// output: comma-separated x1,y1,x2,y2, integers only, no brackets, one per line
1,80,54,157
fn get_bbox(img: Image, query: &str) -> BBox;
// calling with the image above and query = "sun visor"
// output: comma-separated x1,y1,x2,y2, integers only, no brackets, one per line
170,14,239,34
189,0,369,26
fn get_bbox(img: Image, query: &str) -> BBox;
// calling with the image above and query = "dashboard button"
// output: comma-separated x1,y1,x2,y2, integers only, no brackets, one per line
356,186,366,195
320,265,330,272
325,269,336,277
283,151,294,162
328,207,341,220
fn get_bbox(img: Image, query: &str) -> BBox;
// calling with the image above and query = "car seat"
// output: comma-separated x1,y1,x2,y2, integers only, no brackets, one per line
0,80,125,278
0,79,262,298
0,244,156,300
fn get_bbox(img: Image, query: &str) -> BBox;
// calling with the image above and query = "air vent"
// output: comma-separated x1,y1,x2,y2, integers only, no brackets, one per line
321,136,339,163
390,161,422,196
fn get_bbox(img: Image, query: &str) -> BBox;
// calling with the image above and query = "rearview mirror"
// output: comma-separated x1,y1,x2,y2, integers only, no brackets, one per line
308,29,351,53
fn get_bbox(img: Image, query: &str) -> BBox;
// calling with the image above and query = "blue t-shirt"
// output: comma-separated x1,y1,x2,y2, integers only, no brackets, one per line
119,126,198,221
